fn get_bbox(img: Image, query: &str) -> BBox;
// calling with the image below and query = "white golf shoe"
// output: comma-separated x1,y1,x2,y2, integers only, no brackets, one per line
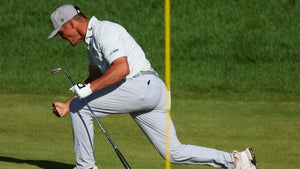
233,147,257,169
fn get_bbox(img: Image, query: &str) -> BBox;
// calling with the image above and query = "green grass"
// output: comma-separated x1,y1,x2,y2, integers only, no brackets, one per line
0,94,299,169
1,0,300,169
1,0,300,97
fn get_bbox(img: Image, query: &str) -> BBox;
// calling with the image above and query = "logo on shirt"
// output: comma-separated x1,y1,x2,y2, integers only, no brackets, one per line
109,49,119,55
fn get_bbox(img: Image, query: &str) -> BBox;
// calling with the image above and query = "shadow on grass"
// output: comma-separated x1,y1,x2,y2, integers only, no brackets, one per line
0,156,74,169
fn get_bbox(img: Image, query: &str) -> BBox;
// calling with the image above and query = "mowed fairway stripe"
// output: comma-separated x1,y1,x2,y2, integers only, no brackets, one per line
0,94,299,169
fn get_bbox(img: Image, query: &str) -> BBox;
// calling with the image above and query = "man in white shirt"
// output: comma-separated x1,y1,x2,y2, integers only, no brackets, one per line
49,4,257,169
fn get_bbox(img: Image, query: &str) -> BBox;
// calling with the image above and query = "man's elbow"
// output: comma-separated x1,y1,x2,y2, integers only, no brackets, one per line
122,64,130,77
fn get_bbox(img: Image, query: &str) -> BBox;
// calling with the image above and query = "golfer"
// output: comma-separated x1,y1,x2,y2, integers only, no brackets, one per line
49,4,257,169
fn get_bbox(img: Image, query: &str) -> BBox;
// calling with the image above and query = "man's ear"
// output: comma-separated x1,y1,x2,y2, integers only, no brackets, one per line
68,20,75,29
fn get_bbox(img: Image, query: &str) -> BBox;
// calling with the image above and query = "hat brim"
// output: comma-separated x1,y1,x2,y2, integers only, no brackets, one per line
48,27,61,39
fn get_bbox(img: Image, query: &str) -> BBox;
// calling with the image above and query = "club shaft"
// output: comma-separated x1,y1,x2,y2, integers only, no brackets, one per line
64,71,76,86
59,69,131,169
82,99,131,169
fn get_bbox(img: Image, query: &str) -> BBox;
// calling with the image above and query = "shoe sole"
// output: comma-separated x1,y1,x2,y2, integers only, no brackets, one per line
248,147,258,169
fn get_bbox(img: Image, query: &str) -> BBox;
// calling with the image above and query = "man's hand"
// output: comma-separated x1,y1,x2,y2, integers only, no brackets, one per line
51,102,70,117
70,83,93,99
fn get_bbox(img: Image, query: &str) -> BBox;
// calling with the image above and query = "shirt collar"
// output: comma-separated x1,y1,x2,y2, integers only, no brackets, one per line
84,16,98,44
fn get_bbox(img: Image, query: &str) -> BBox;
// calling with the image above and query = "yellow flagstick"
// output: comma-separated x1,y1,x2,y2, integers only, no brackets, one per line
165,0,171,169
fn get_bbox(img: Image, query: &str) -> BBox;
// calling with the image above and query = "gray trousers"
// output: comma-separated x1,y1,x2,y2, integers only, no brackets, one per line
69,74,234,169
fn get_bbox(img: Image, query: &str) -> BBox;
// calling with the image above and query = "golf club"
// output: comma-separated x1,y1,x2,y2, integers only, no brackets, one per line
51,67,131,169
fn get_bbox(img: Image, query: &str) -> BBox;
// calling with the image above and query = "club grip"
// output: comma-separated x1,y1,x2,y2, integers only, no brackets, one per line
115,148,131,169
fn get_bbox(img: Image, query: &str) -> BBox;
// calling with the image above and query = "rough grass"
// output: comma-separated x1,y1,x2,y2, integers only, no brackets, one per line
1,0,300,98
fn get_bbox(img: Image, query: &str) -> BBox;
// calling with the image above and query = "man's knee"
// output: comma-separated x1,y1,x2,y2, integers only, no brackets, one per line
69,98,85,113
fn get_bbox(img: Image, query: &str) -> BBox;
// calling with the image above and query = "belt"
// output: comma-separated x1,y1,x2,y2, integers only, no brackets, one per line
133,70,158,78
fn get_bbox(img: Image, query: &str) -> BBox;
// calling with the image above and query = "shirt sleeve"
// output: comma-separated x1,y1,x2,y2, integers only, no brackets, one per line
99,24,127,64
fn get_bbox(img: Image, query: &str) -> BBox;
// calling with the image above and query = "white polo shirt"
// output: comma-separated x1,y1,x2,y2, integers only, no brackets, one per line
84,16,153,79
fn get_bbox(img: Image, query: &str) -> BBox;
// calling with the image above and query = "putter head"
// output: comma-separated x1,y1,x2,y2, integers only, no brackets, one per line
50,67,65,74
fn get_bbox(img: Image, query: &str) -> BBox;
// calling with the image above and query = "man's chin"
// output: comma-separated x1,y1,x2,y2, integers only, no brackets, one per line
68,38,82,46
70,41,79,47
